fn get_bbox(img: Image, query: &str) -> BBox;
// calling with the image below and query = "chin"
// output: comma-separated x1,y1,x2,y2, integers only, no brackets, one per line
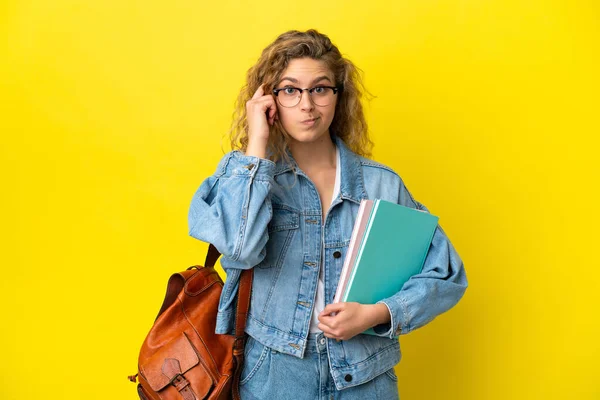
286,129,331,144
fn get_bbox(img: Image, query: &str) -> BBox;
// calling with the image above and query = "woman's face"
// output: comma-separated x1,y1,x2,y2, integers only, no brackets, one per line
274,57,337,146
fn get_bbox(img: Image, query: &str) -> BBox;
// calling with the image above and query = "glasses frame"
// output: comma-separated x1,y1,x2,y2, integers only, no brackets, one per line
272,86,340,108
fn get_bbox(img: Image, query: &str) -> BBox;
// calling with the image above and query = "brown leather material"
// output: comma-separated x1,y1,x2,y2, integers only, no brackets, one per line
132,243,253,400
235,268,253,339
172,374,197,400
137,383,151,400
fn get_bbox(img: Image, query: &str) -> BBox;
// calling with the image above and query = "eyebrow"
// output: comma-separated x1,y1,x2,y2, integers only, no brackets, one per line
278,76,333,86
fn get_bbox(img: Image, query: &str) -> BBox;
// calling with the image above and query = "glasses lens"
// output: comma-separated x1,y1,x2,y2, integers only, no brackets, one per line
311,87,335,106
278,88,301,107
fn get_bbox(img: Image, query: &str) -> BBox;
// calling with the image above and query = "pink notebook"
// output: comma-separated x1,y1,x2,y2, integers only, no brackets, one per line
333,199,374,303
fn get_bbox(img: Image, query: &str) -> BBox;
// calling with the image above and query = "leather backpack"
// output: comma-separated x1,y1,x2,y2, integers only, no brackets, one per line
129,244,253,400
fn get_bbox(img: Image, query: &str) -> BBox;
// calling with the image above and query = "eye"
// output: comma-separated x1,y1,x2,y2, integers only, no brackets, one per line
283,87,298,96
312,86,329,95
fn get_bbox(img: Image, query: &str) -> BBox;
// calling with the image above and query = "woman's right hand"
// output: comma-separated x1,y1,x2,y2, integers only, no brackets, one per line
245,84,278,158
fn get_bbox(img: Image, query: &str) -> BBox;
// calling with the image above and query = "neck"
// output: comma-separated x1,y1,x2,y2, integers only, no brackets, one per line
289,134,336,173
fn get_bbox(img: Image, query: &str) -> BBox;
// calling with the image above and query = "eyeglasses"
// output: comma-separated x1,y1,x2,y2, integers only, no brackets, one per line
272,86,340,108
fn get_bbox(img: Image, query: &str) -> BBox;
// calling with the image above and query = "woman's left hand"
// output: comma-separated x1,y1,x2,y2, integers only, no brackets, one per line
317,302,390,341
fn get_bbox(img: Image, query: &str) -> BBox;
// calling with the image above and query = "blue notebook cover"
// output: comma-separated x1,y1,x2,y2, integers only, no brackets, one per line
342,199,439,335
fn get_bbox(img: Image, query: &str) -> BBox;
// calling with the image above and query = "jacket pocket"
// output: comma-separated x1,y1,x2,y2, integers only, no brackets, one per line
257,206,299,269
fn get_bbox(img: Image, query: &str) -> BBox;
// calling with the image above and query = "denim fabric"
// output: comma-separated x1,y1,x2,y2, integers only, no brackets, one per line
188,135,468,390
240,333,400,400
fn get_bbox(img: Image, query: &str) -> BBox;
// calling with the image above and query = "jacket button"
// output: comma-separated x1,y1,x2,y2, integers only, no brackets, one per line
344,374,352,382
333,251,341,259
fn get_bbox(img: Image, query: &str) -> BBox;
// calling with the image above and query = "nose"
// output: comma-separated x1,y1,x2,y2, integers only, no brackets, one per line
299,89,315,112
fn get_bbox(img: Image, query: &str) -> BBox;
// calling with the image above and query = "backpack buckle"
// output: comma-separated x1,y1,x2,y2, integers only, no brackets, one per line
171,373,190,391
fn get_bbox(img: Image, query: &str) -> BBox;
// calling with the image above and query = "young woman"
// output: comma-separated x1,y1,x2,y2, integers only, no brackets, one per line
188,29,467,400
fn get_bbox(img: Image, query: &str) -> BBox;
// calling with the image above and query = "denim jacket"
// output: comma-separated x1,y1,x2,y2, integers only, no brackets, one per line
188,135,468,390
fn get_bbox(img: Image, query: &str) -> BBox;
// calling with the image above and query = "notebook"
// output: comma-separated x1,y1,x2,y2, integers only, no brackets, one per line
335,199,439,335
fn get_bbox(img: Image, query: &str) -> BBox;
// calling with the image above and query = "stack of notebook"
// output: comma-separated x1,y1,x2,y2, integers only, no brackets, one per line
333,199,439,318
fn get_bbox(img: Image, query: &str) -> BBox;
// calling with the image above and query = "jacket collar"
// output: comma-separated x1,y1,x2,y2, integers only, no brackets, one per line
273,135,368,205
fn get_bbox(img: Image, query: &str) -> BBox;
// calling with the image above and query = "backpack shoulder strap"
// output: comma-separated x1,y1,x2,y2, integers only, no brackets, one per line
235,268,253,339
155,243,253,334
155,272,185,321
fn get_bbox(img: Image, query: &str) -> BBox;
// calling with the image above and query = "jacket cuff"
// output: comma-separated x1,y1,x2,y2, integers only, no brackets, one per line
372,297,409,338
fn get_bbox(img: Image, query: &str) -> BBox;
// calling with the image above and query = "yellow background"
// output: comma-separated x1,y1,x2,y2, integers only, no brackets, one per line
1,0,599,399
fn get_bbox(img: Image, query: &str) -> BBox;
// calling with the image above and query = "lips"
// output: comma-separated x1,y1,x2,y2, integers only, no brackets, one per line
301,117,319,123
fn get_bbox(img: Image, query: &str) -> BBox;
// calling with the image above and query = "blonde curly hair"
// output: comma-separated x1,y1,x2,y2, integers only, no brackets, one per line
229,29,373,161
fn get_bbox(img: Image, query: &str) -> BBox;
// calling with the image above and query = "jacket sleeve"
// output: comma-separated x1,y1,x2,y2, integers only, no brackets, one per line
189,151,275,335
372,181,468,338
188,151,275,270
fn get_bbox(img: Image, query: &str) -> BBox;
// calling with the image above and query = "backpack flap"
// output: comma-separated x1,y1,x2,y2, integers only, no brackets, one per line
140,333,212,398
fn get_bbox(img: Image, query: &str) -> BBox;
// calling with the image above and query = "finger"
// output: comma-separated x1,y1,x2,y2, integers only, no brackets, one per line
251,84,265,100
268,104,276,121
318,311,338,322
318,312,337,324
269,110,277,125
248,96,275,123
319,324,337,338
319,316,341,332
318,322,337,333
323,332,338,340
322,302,345,315
252,95,275,112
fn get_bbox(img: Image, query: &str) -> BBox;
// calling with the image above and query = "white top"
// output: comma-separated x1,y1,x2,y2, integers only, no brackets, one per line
309,145,341,332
